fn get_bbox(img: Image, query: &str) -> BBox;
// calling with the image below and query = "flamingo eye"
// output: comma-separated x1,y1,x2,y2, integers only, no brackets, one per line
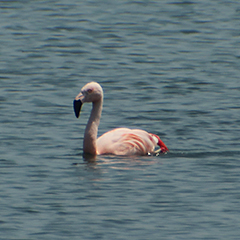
87,89,93,94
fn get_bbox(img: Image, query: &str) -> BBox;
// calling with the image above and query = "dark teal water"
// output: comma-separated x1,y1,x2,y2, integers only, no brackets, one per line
1,0,240,239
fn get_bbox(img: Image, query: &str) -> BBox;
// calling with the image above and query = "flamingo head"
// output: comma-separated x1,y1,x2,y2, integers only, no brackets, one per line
150,133,169,153
73,82,103,118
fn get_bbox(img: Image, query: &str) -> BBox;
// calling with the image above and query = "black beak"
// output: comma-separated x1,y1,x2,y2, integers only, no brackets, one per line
73,99,82,118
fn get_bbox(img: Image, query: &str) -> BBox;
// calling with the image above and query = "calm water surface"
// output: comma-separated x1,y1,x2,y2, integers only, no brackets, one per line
0,0,240,239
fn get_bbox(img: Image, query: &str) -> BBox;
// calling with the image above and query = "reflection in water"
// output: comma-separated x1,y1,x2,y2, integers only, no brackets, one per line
82,152,97,162
72,152,165,172
81,153,165,171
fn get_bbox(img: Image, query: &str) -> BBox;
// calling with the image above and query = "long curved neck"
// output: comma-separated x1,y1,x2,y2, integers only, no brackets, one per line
83,99,102,155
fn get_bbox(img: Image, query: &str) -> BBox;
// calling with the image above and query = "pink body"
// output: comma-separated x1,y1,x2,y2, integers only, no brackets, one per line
73,82,168,156
97,128,159,155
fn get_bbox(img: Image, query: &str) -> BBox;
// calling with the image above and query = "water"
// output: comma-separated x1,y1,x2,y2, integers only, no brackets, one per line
0,0,240,239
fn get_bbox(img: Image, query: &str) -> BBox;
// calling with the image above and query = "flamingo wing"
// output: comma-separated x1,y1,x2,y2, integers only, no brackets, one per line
96,128,159,155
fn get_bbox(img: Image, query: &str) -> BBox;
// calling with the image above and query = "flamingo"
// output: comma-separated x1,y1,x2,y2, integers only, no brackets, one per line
73,82,169,156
